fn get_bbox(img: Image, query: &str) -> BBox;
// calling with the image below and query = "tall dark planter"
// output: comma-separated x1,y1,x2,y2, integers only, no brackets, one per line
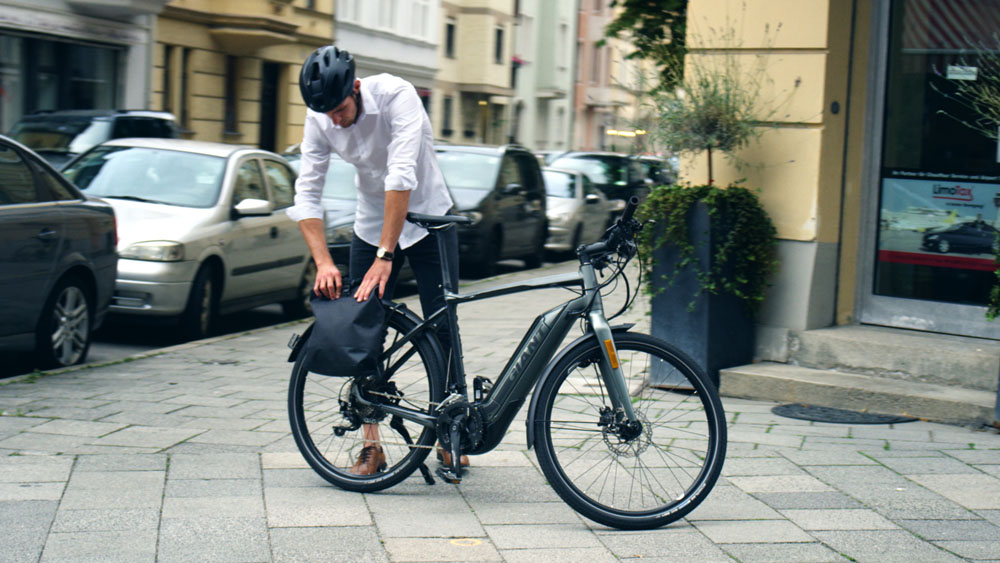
650,201,755,389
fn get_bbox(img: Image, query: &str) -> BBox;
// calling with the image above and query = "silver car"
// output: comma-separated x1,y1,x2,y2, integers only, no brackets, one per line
62,138,314,340
543,167,621,254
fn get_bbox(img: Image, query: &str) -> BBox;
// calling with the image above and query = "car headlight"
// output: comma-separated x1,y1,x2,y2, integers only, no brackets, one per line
547,210,572,227
925,234,938,240
459,211,482,225
326,222,354,244
119,241,185,262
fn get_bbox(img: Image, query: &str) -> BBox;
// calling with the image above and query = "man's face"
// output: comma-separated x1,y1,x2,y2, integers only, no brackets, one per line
325,81,360,128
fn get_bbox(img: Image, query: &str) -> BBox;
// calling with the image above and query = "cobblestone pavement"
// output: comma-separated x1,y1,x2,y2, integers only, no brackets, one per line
2,261,999,562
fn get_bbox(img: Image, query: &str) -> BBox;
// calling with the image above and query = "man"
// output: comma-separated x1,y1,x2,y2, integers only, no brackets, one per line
287,46,466,475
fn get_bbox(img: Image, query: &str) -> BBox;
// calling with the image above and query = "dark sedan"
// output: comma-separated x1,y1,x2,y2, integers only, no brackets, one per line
921,221,1000,255
0,135,117,368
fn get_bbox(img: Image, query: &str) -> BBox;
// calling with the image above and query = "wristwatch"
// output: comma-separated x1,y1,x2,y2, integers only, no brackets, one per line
376,246,395,261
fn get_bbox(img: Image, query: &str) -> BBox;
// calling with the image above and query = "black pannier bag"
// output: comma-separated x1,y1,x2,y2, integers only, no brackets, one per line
301,280,386,378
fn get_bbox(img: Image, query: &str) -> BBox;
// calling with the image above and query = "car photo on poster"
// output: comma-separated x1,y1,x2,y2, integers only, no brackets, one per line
921,220,1000,255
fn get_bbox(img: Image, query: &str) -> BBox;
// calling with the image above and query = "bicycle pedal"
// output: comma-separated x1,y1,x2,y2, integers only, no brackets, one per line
434,466,462,484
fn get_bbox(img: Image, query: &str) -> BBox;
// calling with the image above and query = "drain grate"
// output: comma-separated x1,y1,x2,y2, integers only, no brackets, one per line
771,403,918,425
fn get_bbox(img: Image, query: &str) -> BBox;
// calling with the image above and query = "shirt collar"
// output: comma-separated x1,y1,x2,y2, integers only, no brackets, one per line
357,78,379,120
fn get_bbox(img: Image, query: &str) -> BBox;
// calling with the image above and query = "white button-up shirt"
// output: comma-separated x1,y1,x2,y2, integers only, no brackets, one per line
287,73,453,249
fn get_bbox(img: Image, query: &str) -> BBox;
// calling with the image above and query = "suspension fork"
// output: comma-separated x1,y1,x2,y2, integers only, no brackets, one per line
581,268,638,423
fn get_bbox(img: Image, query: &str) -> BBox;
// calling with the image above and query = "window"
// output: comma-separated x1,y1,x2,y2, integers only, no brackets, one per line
180,48,192,129
378,0,397,30
558,23,568,69
411,0,430,39
162,45,173,114
263,160,295,209
31,159,75,202
494,27,504,65
445,19,456,58
591,44,601,83
442,96,453,133
233,159,266,203
0,144,38,205
224,56,239,134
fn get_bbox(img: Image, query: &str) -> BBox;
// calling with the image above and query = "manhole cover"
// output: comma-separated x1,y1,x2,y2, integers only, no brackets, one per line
771,403,917,425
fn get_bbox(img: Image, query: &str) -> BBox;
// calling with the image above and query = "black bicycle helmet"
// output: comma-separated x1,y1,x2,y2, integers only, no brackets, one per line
299,46,356,113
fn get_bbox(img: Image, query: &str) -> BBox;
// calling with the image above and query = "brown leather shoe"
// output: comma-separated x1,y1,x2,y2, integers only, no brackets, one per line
437,447,470,467
349,445,387,475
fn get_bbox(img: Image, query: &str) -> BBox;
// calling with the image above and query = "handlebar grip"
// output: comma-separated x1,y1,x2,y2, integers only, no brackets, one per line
620,196,640,224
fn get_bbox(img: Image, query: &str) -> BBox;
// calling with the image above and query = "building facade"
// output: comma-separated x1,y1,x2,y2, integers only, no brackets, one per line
509,0,576,151
572,0,649,153
334,0,438,114
0,0,168,132
432,0,516,145
683,0,1000,384
153,0,334,152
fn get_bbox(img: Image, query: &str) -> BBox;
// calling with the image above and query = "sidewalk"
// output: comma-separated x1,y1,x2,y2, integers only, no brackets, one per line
2,261,999,562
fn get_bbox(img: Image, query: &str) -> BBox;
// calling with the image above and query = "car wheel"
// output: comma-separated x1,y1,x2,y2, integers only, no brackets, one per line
937,239,950,253
180,265,218,341
36,275,93,369
283,260,317,318
471,232,501,278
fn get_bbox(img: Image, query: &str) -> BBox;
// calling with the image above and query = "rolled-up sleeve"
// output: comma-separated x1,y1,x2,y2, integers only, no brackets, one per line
286,111,330,222
383,83,424,192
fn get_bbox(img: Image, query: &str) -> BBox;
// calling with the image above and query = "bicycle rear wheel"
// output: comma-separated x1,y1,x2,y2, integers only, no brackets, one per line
288,309,444,492
532,332,726,529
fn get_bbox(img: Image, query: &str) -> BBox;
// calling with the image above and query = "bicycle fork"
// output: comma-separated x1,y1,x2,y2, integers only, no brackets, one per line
587,296,639,424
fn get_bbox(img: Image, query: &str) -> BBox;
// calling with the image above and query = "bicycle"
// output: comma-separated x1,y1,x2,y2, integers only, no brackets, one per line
287,197,727,530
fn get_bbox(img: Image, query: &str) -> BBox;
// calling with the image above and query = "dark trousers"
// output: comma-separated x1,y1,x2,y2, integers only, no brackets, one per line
349,227,459,377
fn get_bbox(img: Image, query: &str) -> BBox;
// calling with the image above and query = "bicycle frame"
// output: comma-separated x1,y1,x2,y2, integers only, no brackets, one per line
354,224,639,455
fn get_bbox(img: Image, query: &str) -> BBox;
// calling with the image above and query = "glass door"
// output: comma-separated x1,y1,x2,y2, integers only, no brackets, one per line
862,0,1000,338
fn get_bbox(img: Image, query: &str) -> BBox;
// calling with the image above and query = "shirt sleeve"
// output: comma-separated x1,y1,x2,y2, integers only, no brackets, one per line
286,111,330,223
383,81,425,192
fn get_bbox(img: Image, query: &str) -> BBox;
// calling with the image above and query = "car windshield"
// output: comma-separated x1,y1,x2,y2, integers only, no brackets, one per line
63,146,226,208
550,156,626,185
9,117,112,154
543,170,575,198
436,150,501,190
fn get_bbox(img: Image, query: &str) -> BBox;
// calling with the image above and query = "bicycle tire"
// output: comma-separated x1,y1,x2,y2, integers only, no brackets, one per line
288,308,445,492
532,332,727,530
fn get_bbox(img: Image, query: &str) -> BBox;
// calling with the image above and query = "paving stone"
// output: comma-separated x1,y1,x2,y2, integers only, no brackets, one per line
900,519,1000,541
161,495,265,519
66,470,164,491
167,453,260,479
0,500,57,563
467,449,534,467
265,486,371,527
484,524,603,549
40,529,157,562
942,449,1000,464
261,452,310,469
907,474,1000,510
270,525,388,562
501,547,617,563
720,542,848,562
877,456,982,475
457,467,561,504
779,450,878,466
780,509,898,530
183,429,282,447
157,517,270,563
470,502,582,525
596,527,731,560
933,540,1000,560
800,436,889,450
685,485,782,521
164,478,260,498
30,419,127,438
0,457,73,482
162,394,247,408
977,509,1000,526
161,442,262,455
0,417,46,432
87,427,204,449
262,467,329,487
752,492,864,510
974,464,1000,478
375,502,485,538
812,530,966,563
73,454,166,472
0,432,90,453
692,520,814,543
50,508,159,532
723,456,807,476
0,482,64,501
727,429,805,448
727,475,833,493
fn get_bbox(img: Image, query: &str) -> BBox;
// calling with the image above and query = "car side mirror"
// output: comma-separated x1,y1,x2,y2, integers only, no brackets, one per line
585,194,601,204
234,198,273,217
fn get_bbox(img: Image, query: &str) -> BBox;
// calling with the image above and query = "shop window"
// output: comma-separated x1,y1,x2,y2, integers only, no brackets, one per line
494,27,504,65
445,19,456,58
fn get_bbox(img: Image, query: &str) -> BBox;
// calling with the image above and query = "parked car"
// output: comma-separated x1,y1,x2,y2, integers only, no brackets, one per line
542,167,622,255
435,144,548,276
0,135,117,368
8,109,179,169
921,220,1000,255
547,151,651,204
61,138,313,340
638,155,677,186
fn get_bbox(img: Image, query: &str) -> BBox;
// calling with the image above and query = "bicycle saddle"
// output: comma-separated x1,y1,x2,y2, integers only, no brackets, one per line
406,212,472,229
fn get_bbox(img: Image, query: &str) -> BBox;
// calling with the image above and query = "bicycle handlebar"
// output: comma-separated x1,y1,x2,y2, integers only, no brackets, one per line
578,195,642,265
619,196,640,225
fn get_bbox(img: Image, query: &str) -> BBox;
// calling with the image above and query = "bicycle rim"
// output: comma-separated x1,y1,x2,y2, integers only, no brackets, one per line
288,313,443,492
535,333,726,529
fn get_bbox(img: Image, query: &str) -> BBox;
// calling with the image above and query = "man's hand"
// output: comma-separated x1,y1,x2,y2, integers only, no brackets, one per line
314,262,343,299
357,258,393,301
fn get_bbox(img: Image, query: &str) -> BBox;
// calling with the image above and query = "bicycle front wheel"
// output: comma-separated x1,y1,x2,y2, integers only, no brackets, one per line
532,332,726,530
288,310,444,492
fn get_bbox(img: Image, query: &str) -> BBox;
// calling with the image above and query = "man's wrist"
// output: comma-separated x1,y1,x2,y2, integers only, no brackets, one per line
376,246,395,261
